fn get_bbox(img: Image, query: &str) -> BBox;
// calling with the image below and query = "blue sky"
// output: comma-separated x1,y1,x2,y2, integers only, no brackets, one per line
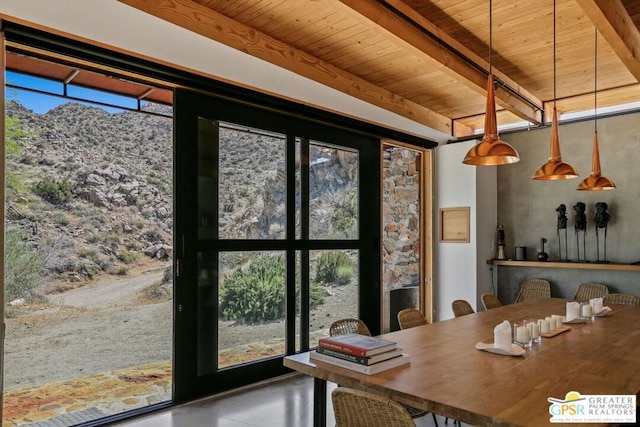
6,71,136,114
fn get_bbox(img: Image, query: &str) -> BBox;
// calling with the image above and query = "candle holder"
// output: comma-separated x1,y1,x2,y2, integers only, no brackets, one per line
528,319,542,344
513,321,532,348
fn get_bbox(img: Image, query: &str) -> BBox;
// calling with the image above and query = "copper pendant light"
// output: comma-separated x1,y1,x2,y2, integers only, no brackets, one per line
463,0,519,166
577,29,615,191
532,0,578,180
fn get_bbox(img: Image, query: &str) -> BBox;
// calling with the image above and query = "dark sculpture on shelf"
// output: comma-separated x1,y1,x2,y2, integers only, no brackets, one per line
537,237,549,261
573,202,587,262
594,202,610,263
556,204,568,261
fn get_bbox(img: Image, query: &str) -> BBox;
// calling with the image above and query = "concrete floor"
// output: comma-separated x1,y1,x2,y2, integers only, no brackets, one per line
113,374,465,427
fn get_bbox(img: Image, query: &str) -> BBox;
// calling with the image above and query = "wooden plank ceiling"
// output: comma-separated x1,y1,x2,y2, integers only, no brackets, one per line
111,0,640,139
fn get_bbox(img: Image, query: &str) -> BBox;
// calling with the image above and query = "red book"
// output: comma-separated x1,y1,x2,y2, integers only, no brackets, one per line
317,333,396,357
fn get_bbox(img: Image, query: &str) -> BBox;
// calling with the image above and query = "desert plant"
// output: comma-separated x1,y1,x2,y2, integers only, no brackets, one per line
329,188,358,239
32,177,73,205
315,251,355,285
117,250,138,264
4,228,46,301
219,254,324,323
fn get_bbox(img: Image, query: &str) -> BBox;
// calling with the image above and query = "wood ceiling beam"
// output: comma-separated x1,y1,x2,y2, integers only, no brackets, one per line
118,0,460,136
575,0,640,82
336,0,543,125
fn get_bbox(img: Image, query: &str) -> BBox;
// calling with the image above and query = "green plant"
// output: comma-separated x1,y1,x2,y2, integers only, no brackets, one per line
4,228,46,301
329,189,358,239
6,172,27,198
32,177,73,205
219,255,324,324
118,250,138,264
5,116,29,158
315,251,355,285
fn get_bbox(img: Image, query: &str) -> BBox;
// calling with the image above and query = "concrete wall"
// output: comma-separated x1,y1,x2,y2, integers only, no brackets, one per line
435,141,496,320
495,111,640,301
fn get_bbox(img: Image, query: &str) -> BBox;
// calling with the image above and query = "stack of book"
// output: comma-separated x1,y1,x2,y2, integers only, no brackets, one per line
310,333,410,375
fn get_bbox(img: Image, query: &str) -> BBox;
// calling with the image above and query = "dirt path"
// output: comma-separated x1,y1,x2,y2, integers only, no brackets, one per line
49,266,165,309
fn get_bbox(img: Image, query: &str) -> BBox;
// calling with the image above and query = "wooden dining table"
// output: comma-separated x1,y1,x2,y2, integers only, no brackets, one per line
283,298,640,427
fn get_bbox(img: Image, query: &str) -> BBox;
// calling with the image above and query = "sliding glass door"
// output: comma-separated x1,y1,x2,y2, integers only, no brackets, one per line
173,89,380,402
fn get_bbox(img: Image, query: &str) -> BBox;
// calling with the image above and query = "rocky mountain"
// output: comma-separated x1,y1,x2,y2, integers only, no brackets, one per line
5,99,357,297
6,100,173,288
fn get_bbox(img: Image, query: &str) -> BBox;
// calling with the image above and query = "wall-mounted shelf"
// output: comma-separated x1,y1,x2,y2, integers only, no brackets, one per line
487,259,640,272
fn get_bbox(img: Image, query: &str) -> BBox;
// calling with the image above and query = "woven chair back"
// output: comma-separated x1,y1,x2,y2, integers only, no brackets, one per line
451,299,474,317
397,308,427,330
329,318,372,337
604,293,640,306
481,293,503,310
573,282,609,302
332,387,416,427
515,279,551,303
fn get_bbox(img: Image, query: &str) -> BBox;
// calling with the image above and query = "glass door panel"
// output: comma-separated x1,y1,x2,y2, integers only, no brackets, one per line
309,249,360,346
217,251,287,368
174,88,380,401
308,141,359,240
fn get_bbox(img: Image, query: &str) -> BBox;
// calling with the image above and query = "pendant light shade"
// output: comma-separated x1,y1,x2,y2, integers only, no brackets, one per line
532,0,577,181
577,29,615,191
576,131,615,190
532,107,579,180
463,74,520,165
462,0,519,166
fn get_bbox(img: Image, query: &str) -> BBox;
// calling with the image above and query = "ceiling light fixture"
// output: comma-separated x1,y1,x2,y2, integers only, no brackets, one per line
532,0,578,180
577,29,616,191
462,0,519,166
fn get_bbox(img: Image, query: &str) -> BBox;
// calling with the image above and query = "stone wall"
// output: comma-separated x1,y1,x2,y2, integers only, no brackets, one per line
382,147,421,291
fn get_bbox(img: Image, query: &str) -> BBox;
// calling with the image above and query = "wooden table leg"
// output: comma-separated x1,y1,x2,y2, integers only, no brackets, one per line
313,377,327,427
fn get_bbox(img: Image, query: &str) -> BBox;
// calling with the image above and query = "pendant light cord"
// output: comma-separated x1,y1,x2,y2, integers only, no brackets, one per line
594,28,598,133
553,0,556,110
489,0,493,76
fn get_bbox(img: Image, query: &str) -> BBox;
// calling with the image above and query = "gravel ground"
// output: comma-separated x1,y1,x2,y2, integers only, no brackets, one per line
3,267,356,391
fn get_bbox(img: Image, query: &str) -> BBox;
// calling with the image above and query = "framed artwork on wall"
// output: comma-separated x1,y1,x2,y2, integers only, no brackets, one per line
439,207,470,243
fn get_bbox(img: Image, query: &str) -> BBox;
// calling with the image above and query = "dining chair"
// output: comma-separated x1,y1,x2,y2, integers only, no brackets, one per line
328,318,436,424
514,279,551,303
332,387,416,427
481,293,503,310
329,318,372,337
603,293,640,306
573,282,609,302
397,308,427,330
451,299,474,317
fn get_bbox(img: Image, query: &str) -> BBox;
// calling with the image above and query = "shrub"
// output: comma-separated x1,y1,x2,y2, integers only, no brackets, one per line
6,172,27,198
315,251,355,285
118,250,138,264
219,255,324,324
32,177,73,205
4,228,46,301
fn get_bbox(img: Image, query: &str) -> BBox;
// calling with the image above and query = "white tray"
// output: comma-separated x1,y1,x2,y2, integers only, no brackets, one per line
475,342,525,357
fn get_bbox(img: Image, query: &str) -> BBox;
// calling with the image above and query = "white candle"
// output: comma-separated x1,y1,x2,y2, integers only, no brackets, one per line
529,322,540,339
581,304,593,318
552,315,563,329
545,316,555,331
539,319,550,334
516,326,530,344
